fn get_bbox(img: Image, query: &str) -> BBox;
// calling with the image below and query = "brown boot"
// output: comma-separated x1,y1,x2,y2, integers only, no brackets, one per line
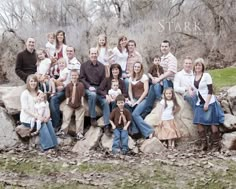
211,131,221,152
198,131,208,151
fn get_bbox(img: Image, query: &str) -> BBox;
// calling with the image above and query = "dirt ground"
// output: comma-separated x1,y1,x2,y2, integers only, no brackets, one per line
1,141,236,189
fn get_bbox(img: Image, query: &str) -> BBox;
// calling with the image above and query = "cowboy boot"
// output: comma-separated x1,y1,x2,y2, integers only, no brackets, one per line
198,130,208,151
210,131,221,152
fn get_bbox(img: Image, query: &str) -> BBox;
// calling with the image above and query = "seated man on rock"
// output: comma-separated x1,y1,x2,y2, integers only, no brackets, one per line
79,48,111,136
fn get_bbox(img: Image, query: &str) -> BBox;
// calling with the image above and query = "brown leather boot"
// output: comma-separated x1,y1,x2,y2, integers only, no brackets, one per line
198,130,208,151
211,131,221,152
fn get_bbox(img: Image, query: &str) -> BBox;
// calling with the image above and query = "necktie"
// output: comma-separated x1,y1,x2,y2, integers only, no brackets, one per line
71,83,76,104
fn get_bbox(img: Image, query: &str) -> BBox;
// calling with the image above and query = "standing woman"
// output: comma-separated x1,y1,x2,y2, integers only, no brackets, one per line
20,74,58,151
189,58,224,151
50,30,68,79
109,36,128,77
128,62,154,139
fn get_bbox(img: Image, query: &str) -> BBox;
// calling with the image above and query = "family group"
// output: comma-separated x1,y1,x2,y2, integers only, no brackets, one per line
15,30,224,154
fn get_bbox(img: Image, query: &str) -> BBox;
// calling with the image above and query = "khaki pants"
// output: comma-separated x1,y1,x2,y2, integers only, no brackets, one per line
61,105,85,134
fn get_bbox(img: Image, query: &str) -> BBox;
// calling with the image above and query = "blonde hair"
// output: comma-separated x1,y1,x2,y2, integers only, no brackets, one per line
57,58,67,67
36,48,48,66
97,34,108,55
193,58,205,73
47,32,56,39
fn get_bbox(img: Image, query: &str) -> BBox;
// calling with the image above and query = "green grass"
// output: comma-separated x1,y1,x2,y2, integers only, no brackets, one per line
209,67,236,92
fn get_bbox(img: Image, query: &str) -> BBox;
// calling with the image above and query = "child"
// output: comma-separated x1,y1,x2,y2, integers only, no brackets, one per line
36,48,52,93
148,55,164,85
59,70,85,140
110,94,131,155
108,80,122,102
97,34,111,77
50,58,69,95
154,88,181,149
45,32,56,58
30,92,50,136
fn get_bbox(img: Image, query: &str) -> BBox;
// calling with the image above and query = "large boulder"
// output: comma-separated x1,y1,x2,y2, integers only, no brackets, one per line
221,132,236,150
72,126,103,154
0,30,25,85
0,107,19,149
145,93,198,140
140,137,166,153
227,86,236,115
222,114,236,130
2,85,26,114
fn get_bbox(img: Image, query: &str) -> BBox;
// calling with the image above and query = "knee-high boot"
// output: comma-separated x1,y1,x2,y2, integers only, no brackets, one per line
210,131,221,152
198,130,208,151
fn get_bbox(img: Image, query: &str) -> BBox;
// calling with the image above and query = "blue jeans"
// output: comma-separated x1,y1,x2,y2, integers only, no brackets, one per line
49,90,65,128
184,94,197,111
85,89,110,125
22,120,58,151
143,79,173,116
112,128,129,154
130,99,154,138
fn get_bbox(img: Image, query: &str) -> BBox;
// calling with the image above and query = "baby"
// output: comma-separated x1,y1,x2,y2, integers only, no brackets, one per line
108,80,122,102
30,92,50,136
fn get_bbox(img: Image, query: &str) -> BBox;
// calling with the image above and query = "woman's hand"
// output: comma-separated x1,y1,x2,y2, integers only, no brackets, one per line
203,103,209,111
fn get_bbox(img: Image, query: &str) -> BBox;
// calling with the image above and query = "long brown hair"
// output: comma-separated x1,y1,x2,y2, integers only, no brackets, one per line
97,34,108,54
55,30,66,49
36,48,48,66
117,35,127,53
131,62,144,81
163,88,180,114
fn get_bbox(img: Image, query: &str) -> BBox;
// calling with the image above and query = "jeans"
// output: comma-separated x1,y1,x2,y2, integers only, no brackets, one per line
85,89,110,125
130,99,154,138
49,90,65,128
143,79,173,116
184,94,197,111
22,120,58,151
112,128,129,154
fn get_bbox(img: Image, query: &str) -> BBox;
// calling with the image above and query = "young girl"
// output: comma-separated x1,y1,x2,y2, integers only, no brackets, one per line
154,88,181,149
45,32,56,58
148,55,164,85
36,48,51,93
108,80,122,102
50,58,69,95
30,92,49,136
97,34,111,77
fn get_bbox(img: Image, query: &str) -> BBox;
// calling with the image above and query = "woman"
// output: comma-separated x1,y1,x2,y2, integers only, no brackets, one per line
189,58,224,151
55,30,68,60
97,63,128,135
128,62,154,139
108,36,128,75
20,74,58,151
98,63,128,105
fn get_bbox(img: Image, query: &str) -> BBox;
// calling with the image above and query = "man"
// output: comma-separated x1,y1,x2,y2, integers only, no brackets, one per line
174,56,196,109
66,46,81,73
15,38,37,83
142,40,177,118
49,46,80,129
124,40,142,89
80,48,111,135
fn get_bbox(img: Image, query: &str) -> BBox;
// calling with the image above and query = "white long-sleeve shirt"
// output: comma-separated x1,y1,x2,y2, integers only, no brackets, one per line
174,69,194,95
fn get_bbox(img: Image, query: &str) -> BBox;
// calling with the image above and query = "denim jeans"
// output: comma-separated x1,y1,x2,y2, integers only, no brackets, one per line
49,90,65,128
22,120,58,151
85,89,110,125
184,94,197,111
130,99,154,138
143,79,173,116
112,128,129,154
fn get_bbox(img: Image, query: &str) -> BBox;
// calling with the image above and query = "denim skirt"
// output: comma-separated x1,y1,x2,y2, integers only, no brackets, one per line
193,101,224,126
